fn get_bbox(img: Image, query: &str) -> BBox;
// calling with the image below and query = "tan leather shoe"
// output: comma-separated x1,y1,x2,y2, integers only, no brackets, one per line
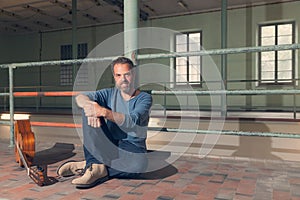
57,160,86,177
71,163,108,188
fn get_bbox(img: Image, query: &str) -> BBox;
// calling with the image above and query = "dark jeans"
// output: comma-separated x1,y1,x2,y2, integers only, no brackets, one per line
82,115,148,179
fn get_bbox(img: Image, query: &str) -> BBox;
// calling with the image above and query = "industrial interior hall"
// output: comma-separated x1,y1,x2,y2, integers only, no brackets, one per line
1,0,300,199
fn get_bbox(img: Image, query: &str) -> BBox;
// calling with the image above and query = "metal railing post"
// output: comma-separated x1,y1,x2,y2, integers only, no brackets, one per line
4,87,7,111
293,82,297,119
221,0,228,117
164,84,167,117
9,66,14,147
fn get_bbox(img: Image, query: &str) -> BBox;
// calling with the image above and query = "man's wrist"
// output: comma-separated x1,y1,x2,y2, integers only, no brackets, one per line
102,108,108,118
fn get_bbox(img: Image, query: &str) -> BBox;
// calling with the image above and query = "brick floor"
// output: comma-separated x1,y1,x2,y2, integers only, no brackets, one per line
1,139,300,200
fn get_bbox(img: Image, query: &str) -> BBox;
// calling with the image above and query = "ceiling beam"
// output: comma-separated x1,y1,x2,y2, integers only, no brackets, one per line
23,4,73,26
33,20,53,29
177,0,189,10
0,8,34,32
143,4,156,15
0,8,22,19
48,0,72,10
49,0,100,23
22,4,48,16
87,0,102,6
11,24,33,32
82,13,100,23
57,17,72,25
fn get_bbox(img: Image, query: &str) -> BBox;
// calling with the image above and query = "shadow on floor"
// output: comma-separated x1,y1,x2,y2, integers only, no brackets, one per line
31,146,177,185
140,150,178,180
33,142,76,165
15,143,77,187
232,121,282,160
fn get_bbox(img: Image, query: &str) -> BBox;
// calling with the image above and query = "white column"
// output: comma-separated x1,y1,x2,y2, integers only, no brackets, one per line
124,0,139,65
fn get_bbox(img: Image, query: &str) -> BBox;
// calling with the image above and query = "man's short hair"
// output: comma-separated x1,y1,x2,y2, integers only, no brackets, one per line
110,57,135,73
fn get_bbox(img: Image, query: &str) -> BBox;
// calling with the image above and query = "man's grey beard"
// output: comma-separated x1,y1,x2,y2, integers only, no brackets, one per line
116,83,133,94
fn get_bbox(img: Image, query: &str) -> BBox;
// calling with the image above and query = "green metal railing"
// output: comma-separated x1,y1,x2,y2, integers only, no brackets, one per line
0,43,300,146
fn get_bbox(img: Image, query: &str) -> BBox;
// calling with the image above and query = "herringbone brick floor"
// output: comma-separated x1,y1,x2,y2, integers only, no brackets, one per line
1,138,300,200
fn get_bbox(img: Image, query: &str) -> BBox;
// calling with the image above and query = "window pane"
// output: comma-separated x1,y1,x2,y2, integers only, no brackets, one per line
189,43,200,51
176,74,187,83
176,57,187,66
261,71,275,80
189,64,200,74
175,32,201,85
189,56,200,65
176,44,187,52
189,33,200,52
278,50,292,60
189,65,200,83
261,37,275,45
176,64,186,75
78,43,88,59
189,33,200,43
61,45,72,60
261,52,275,61
60,44,73,85
278,71,292,80
261,61,275,72
278,35,292,44
76,43,88,85
260,24,275,83
189,74,199,83
278,60,292,71
278,24,292,36
176,34,187,44
261,26,275,37
60,65,73,86
278,49,292,81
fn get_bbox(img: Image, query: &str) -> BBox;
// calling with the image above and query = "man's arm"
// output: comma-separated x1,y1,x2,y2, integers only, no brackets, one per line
76,94,125,127
75,94,92,108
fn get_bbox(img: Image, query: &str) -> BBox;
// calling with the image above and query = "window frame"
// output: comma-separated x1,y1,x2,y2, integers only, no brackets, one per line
174,31,203,88
60,43,88,86
258,21,296,86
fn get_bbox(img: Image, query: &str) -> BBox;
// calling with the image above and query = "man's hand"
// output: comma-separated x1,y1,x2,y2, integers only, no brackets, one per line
82,101,107,128
87,116,101,128
83,101,107,118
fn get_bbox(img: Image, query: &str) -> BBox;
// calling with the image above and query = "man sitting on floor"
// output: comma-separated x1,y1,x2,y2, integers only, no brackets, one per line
57,56,152,189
